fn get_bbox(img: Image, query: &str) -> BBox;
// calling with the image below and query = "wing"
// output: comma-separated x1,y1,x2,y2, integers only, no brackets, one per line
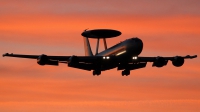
2,53,117,71
2,53,107,62
137,55,197,67
3,53,70,61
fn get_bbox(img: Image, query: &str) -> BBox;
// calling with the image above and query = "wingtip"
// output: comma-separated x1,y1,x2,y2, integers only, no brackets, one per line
185,55,197,59
2,53,13,57
3,53,8,57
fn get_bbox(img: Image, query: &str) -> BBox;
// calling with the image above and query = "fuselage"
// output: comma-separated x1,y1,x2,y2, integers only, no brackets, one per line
96,37,143,58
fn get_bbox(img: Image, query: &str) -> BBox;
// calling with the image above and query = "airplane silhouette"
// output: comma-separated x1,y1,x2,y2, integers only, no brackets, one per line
3,29,197,76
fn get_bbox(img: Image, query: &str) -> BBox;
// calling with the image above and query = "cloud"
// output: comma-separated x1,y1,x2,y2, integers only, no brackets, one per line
0,100,200,112
0,0,200,16
1,14,199,56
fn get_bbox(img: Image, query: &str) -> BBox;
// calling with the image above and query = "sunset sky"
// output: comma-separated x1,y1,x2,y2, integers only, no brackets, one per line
0,0,200,112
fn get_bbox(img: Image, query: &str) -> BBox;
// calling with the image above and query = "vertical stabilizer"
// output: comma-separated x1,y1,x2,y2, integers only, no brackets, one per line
83,37,93,56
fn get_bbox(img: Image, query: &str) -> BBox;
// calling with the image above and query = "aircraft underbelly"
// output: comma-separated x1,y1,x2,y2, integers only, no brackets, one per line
68,62,117,71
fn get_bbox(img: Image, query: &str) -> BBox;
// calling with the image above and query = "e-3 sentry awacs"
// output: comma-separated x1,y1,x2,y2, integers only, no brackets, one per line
3,29,197,76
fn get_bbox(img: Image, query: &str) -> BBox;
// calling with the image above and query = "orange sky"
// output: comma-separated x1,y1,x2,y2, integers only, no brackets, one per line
0,0,200,112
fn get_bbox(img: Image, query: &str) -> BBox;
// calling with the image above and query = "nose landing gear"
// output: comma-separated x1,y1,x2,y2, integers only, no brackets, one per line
122,69,130,76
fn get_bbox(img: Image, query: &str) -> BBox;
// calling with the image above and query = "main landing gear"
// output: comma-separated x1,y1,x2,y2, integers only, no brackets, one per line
93,70,101,76
92,69,130,76
122,69,130,76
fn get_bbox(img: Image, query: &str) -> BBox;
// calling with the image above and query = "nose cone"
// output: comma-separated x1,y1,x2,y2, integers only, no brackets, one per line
127,37,143,55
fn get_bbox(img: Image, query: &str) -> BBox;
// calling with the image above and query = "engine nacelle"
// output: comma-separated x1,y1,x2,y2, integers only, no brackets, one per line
152,57,168,67
172,56,184,67
68,55,79,67
37,54,48,65
37,54,58,66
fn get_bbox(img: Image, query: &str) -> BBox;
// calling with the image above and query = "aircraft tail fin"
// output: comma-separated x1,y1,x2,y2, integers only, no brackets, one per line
83,37,93,56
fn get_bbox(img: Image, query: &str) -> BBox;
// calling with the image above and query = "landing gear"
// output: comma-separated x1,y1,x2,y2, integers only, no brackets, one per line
93,70,101,76
122,69,130,76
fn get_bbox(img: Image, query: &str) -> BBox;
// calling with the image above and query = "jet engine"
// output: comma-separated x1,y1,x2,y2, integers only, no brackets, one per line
37,54,58,66
172,56,184,67
152,57,168,67
68,55,79,67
